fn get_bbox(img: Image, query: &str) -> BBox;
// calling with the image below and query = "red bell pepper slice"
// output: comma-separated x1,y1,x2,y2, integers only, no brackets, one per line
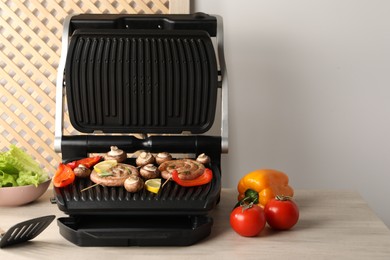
171,168,213,187
53,163,75,188
66,156,102,169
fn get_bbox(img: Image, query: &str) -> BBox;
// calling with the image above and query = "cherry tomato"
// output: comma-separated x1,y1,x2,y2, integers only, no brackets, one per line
264,195,299,230
230,204,266,237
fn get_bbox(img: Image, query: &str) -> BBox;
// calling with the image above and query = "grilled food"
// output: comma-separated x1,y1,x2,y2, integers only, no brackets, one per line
158,159,205,180
90,163,139,186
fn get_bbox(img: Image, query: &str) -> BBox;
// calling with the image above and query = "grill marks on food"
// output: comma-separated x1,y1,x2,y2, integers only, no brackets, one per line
158,159,205,180
90,163,139,187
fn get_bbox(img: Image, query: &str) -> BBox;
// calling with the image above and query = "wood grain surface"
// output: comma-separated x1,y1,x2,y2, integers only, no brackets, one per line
1,189,390,259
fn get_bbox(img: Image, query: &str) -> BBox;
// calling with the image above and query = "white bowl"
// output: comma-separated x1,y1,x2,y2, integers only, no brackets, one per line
0,179,51,206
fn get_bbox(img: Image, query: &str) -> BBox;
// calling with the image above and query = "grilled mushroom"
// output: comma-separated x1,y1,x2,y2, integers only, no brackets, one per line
104,146,127,163
136,151,155,166
155,152,173,165
74,164,91,178
124,175,144,193
196,153,210,165
140,164,160,180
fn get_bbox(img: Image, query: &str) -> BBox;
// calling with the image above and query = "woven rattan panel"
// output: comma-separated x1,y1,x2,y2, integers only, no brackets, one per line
0,0,189,175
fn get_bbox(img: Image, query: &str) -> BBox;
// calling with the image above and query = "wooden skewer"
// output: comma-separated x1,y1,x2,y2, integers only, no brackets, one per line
80,183,101,192
161,177,171,189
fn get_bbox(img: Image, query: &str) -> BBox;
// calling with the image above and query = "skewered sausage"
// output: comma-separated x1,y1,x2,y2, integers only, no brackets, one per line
90,163,139,186
158,159,205,180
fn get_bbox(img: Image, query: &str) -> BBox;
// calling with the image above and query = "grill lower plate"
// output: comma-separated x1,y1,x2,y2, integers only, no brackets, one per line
53,163,221,216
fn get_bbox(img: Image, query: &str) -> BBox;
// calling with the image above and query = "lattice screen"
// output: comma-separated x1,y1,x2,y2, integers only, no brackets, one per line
0,0,189,175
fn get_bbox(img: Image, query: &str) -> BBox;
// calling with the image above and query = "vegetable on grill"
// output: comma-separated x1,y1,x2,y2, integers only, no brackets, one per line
104,146,127,163
53,163,75,188
66,156,102,170
124,175,144,193
136,151,155,167
196,153,210,164
171,168,213,187
140,164,160,180
73,164,91,178
155,152,172,165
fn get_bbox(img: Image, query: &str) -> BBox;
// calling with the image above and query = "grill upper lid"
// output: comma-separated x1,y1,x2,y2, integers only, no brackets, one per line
65,26,219,134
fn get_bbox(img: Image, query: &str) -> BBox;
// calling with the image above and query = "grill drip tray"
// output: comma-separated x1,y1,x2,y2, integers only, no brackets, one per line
58,215,213,246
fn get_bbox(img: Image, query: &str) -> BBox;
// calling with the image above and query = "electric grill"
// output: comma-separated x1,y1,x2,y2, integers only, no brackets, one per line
52,13,228,246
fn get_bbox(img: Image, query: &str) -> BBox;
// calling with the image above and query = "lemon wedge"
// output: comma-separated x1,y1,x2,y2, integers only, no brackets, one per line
145,178,162,194
94,160,117,174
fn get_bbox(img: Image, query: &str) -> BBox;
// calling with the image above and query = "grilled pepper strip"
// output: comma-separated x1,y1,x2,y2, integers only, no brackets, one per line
53,163,75,188
237,169,294,207
66,156,102,170
172,168,213,187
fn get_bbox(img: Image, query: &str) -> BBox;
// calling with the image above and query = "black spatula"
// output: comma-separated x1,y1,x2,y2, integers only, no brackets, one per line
0,215,55,248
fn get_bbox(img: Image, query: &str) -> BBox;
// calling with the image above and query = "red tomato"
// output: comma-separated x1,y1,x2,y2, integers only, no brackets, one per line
230,204,266,237
264,195,299,230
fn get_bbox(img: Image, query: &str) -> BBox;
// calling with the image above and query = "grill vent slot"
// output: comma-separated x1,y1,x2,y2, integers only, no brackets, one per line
65,30,218,134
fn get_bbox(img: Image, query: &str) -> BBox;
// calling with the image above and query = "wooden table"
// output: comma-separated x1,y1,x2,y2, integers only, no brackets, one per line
1,189,390,259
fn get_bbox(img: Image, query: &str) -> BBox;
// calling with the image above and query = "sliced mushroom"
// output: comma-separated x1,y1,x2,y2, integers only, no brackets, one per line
155,152,173,165
104,146,127,163
74,164,91,178
196,153,210,164
140,164,160,180
136,151,155,166
124,175,144,193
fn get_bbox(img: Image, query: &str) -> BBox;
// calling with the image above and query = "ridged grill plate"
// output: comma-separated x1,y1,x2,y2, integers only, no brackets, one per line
65,29,218,134
53,163,221,216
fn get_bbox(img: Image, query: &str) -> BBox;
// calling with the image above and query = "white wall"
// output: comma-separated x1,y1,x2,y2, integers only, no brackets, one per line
193,0,390,227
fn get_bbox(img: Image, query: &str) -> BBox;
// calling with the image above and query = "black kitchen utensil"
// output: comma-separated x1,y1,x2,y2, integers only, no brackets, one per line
0,215,55,248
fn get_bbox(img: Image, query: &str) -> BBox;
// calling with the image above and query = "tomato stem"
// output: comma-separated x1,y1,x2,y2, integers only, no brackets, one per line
233,189,259,210
240,201,254,212
275,194,292,201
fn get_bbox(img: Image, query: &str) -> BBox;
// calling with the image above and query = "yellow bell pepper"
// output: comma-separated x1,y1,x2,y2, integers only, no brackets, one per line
237,169,294,207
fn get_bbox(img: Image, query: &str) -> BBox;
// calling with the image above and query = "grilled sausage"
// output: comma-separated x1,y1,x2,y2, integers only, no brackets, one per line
90,163,139,186
158,159,205,180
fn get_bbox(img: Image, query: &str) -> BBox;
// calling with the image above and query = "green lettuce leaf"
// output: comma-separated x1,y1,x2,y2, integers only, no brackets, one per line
0,170,18,187
0,145,49,187
16,170,41,186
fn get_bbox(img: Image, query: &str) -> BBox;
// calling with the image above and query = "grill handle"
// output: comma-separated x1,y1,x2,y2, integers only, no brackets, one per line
61,135,221,161
68,13,217,36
